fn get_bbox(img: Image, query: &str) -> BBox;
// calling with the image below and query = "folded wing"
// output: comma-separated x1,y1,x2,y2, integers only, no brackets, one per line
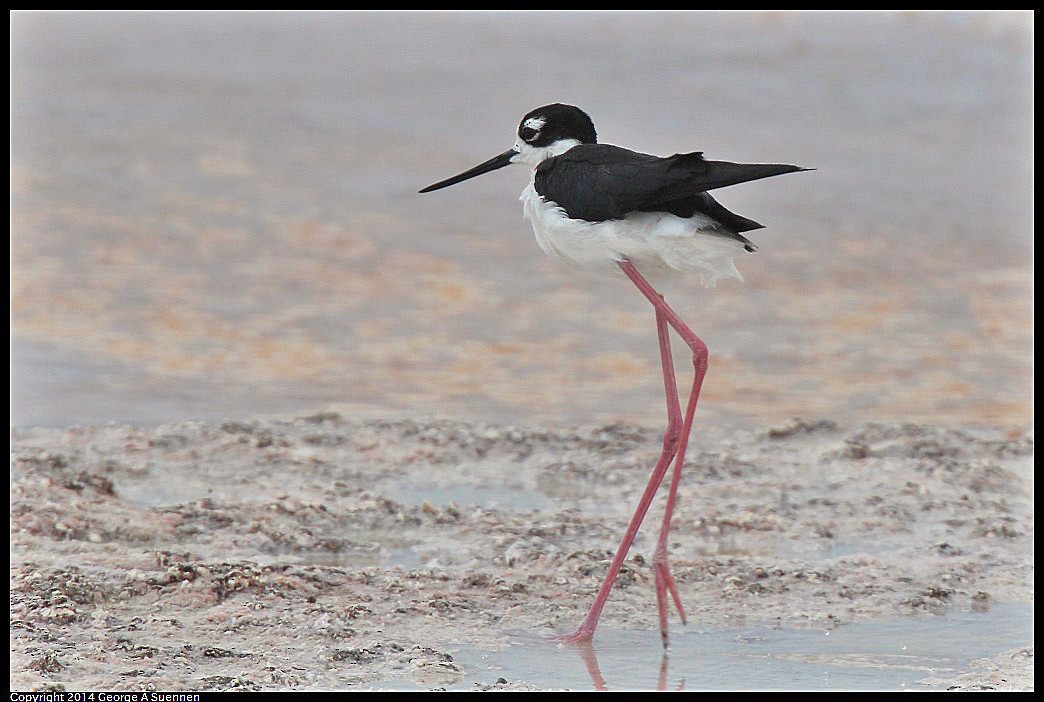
534,144,809,226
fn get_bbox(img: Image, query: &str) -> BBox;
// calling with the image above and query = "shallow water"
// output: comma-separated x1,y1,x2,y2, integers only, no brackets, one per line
10,11,1033,431
443,602,1032,691
387,480,552,513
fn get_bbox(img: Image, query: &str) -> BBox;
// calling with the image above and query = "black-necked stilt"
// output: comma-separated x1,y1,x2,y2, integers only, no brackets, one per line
420,103,809,646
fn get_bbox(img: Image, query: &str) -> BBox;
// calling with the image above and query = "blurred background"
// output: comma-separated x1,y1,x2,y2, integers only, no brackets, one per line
10,11,1033,431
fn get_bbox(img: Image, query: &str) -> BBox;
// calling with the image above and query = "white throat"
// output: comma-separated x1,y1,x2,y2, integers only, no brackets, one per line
512,138,582,168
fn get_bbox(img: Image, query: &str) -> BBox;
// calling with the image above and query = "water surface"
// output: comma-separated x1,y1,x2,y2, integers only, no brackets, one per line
446,602,1033,691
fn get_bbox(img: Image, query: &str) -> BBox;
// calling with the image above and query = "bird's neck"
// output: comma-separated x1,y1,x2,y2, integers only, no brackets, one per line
514,138,583,168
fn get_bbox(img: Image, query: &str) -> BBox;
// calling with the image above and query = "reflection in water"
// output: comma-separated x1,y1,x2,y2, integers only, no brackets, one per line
575,642,608,691
573,640,684,692
451,603,1032,691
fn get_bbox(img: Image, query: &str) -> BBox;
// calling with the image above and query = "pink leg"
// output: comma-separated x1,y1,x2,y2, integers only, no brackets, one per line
650,308,686,646
559,305,683,643
653,368,700,632
619,260,708,648
559,259,708,647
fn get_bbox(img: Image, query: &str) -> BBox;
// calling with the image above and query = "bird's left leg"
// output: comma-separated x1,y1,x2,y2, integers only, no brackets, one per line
617,259,709,647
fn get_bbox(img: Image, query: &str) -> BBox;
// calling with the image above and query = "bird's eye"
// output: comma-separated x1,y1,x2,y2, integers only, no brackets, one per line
520,127,538,142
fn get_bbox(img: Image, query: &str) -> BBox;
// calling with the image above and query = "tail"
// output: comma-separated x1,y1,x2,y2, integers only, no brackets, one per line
668,151,813,193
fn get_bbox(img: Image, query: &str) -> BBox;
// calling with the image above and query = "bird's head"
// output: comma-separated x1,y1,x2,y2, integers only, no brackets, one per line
419,103,596,193
512,103,597,166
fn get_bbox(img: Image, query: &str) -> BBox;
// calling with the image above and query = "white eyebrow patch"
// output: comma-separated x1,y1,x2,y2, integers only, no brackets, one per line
523,116,546,131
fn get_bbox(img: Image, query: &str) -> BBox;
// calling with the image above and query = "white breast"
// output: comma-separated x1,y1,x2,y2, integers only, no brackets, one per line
519,178,748,287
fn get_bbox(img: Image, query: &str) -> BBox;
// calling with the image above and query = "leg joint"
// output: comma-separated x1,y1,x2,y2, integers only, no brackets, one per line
691,339,708,372
661,425,681,452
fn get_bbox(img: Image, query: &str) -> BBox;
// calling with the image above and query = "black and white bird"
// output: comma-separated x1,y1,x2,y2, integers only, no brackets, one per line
420,103,809,647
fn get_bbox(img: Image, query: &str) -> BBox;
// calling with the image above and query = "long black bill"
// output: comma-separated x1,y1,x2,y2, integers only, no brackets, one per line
419,149,518,193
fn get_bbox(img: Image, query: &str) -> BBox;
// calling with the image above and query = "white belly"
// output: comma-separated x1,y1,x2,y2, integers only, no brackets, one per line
520,182,749,287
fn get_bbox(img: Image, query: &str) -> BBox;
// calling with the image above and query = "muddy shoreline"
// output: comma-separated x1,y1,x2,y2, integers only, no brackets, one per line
10,414,1034,691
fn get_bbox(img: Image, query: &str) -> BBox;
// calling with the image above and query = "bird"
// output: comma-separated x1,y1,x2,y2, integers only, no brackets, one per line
420,103,809,647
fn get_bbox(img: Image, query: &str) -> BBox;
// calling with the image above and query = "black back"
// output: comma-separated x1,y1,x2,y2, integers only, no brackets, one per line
534,144,807,232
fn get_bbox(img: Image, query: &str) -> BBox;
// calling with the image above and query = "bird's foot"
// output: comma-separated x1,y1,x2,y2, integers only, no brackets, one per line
653,552,687,648
554,626,595,644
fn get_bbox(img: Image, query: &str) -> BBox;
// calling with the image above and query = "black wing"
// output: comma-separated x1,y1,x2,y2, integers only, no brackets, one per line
534,144,808,226
651,191,765,234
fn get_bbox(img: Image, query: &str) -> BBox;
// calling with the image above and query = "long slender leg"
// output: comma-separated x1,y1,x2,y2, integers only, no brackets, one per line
618,259,709,648
651,308,684,643
558,305,683,643
560,260,709,646
653,369,701,629
650,296,705,635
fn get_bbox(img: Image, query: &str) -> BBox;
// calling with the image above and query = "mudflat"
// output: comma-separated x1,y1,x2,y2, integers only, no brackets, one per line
10,414,1033,691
